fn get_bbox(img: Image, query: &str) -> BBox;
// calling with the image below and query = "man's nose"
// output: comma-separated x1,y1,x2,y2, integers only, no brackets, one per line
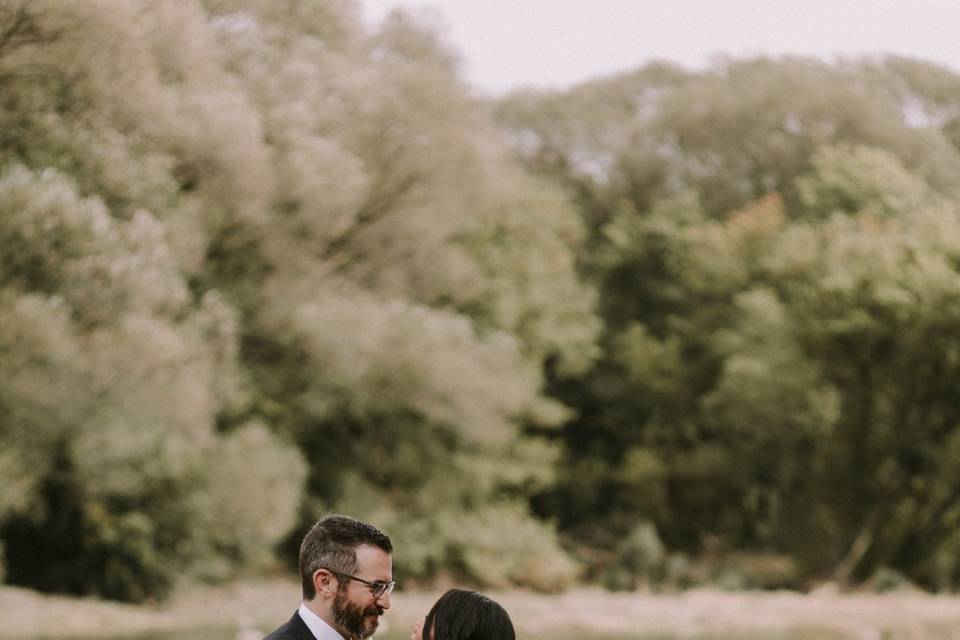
377,591,391,610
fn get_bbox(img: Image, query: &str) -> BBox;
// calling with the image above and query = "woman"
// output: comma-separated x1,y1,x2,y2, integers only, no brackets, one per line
410,588,516,640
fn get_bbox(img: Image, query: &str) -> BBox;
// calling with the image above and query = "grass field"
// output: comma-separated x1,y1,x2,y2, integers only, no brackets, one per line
4,579,960,640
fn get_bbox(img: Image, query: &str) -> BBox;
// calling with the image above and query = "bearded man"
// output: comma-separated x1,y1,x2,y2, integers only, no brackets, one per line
264,514,395,640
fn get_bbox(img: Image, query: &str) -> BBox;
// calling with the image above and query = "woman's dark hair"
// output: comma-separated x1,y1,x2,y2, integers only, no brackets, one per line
423,588,516,640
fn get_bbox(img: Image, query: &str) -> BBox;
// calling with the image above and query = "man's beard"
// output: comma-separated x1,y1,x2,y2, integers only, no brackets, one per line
332,586,384,640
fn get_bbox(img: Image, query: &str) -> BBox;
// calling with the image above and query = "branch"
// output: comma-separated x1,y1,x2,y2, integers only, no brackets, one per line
317,146,424,273
831,508,878,587
0,1,59,58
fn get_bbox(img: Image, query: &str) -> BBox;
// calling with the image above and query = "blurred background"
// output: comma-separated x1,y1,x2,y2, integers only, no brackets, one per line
4,1,960,638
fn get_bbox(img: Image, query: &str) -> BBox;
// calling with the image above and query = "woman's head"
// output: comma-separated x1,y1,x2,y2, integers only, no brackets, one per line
411,589,515,640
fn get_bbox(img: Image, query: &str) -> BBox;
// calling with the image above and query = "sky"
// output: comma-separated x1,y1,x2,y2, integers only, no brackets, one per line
360,0,960,95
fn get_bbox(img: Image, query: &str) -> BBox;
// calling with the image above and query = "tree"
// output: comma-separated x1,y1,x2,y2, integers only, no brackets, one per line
208,2,597,587
499,55,960,588
0,0,598,597
707,146,960,588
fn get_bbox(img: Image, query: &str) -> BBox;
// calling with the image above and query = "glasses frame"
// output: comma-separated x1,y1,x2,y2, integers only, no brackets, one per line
322,567,395,599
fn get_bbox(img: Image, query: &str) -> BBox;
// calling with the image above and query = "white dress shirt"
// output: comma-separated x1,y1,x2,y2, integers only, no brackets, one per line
298,602,346,640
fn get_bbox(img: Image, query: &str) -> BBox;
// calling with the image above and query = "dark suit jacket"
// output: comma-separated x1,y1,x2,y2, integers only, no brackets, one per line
263,611,317,640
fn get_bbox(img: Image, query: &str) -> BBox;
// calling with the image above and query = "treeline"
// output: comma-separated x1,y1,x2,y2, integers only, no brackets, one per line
498,56,960,591
2,0,960,603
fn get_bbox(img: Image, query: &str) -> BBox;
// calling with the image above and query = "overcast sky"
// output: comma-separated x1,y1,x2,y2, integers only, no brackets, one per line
360,0,960,95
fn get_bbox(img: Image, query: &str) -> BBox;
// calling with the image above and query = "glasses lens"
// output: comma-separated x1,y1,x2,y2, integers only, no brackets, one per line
373,582,394,598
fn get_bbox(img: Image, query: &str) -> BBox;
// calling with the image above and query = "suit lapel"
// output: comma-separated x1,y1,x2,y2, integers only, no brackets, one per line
289,611,319,640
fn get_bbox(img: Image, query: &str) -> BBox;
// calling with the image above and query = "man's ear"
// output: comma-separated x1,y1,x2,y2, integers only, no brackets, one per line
313,569,336,599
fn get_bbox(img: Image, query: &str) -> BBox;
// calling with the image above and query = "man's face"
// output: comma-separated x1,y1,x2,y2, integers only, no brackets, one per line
331,544,393,640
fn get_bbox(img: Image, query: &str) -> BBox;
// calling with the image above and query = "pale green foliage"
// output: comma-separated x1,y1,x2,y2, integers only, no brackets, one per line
0,0,594,598
602,521,666,591
198,2,595,585
265,287,538,444
207,0,598,366
317,437,578,591
497,57,960,228
190,422,308,578
359,498,579,592
0,165,232,447
0,163,298,599
796,144,937,219
461,173,601,375
438,502,579,591
0,166,184,321
0,292,77,517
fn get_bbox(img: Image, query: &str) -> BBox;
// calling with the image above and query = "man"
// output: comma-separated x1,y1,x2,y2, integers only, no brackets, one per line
264,514,394,640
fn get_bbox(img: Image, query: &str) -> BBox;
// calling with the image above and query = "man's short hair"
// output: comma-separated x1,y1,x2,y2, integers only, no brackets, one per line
299,514,393,600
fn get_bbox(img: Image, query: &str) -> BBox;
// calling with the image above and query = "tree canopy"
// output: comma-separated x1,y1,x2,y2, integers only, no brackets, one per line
499,56,960,590
5,0,960,600
0,0,594,600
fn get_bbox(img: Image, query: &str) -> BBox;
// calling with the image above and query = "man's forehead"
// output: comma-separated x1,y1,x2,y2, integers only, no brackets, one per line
355,543,392,576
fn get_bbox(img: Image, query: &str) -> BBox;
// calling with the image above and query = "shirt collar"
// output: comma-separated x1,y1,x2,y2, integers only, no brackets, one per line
298,602,346,640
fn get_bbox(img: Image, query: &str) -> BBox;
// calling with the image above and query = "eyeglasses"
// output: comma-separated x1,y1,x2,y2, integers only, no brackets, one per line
322,568,395,599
